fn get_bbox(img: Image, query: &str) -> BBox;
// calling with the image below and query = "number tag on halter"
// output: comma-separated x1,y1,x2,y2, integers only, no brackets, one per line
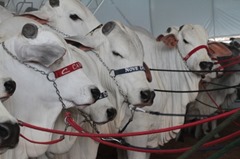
110,66,145,77
54,62,82,78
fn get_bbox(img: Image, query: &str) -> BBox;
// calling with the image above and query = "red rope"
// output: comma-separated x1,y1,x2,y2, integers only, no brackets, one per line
20,134,64,145
19,110,240,153
67,113,240,154
215,55,240,65
202,84,223,112
212,55,240,72
219,58,240,70
18,108,240,138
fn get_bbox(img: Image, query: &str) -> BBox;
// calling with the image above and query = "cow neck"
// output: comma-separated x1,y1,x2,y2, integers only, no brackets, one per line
155,44,200,107
154,45,201,145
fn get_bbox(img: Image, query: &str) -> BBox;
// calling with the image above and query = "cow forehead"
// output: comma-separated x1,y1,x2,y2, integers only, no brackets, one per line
179,25,208,42
106,22,144,54
50,0,95,22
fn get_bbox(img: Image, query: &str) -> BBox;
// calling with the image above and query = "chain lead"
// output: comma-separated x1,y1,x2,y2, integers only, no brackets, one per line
45,24,71,38
92,50,129,103
2,42,67,110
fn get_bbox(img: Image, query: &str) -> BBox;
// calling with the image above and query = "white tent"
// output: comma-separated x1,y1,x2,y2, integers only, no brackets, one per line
93,0,240,39
2,0,240,38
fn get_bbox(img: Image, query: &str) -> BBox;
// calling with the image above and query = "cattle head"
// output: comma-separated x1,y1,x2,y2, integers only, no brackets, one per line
176,24,214,74
12,22,100,108
80,88,117,124
0,18,102,157
22,0,101,38
0,73,19,153
72,21,155,107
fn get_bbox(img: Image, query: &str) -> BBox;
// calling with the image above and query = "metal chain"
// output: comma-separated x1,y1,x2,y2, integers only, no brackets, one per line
2,42,67,110
92,50,129,103
45,24,71,38
78,110,100,133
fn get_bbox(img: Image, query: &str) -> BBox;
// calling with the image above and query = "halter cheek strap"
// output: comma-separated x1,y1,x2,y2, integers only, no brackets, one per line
183,45,209,61
109,66,145,77
53,62,82,78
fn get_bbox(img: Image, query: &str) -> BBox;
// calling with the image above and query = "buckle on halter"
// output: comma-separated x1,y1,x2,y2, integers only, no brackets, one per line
47,72,56,82
109,69,115,77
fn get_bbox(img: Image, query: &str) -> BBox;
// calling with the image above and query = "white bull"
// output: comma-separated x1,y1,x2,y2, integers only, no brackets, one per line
186,40,240,138
0,17,100,159
42,21,155,159
21,0,101,39
113,24,214,159
0,74,19,153
15,0,156,158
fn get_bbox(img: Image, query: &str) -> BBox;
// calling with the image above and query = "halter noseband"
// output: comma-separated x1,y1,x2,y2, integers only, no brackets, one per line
183,45,209,61
52,62,82,79
109,66,145,77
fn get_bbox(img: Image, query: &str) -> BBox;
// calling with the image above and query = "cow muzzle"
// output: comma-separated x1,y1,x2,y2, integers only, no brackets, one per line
4,80,16,95
0,122,20,150
199,61,214,71
90,87,101,102
140,90,155,106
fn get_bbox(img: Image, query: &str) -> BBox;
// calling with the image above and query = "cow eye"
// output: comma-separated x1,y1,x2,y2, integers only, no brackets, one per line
183,39,189,44
112,51,123,58
69,14,82,21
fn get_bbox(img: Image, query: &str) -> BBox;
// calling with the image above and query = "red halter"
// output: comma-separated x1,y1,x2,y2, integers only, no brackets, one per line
183,45,209,61
54,62,82,78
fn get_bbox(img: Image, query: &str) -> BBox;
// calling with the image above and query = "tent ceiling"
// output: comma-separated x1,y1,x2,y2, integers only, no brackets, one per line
93,0,240,38
2,0,240,38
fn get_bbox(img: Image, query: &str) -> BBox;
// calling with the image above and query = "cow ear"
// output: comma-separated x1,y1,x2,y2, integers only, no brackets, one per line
65,34,105,49
161,34,178,48
143,62,152,82
208,42,232,58
20,11,50,22
17,45,66,67
20,1,53,21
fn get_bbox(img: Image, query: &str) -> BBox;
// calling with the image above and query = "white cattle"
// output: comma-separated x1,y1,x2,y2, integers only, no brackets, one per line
21,0,101,39
42,21,155,159
0,17,100,159
17,1,155,158
113,24,214,159
186,39,240,138
0,73,19,153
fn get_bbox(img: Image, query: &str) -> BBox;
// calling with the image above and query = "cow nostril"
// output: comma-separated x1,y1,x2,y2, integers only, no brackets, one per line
140,90,152,103
91,88,100,101
106,108,117,121
0,124,10,140
4,80,16,95
199,62,213,70
0,123,20,148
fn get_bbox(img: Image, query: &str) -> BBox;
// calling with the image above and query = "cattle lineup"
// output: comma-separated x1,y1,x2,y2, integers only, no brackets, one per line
0,0,239,159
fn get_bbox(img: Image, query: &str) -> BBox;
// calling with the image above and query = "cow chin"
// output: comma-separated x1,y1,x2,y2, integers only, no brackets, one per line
132,98,155,107
129,94,155,107
0,148,8,154
133,101,154,108
64,100,92,109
